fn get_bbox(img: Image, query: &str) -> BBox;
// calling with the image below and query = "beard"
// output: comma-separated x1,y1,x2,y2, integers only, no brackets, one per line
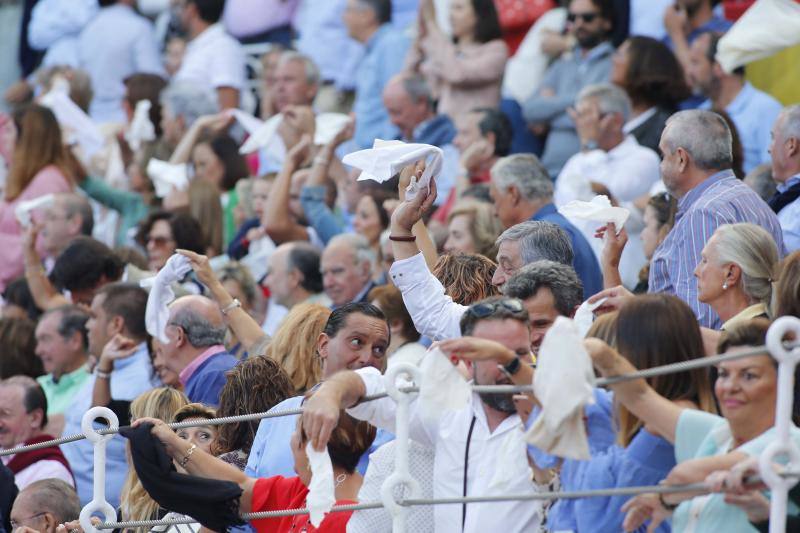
479,391,517,414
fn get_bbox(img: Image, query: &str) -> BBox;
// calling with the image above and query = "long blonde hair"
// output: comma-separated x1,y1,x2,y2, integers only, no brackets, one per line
264,303,330,393
120,388,189,526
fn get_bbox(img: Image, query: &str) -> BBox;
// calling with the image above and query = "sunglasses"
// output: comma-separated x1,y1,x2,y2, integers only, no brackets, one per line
466,298,525,319
567,12,599,23
147,235,174,247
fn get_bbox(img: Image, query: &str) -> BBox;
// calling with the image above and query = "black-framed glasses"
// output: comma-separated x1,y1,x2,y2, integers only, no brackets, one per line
465,298,525,319
567,12,599,23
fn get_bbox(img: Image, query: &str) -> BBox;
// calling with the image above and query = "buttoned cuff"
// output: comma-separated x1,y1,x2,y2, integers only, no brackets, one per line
389,253,432,290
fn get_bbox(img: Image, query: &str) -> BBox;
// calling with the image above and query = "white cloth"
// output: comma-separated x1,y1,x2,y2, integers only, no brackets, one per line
40,79,105,159
418,347,471,421
305,441,335,527
0,456,74,490
387,342,428,369
348,367,545,533
526,317,596,460
716,0,800,73
629,0,673,40
343,140,443,201
125,100,156,152
229,109,265,135
557,196,630,233
239,112,351,154
240,235,276,281
15,194,54,228
142,254,192,343
389,253,466,341
573,296,607,339
174,23,246,94
146,159,189,198
27,0,98,68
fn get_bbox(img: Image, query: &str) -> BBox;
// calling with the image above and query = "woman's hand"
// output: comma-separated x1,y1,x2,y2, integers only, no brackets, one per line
583,338,618,371
176,249,224,296
97,334,138,372
195,112,234,133
436,336,516,365
132,417,185,457
596,223,628,269
621,492,673,533
587,285,634,315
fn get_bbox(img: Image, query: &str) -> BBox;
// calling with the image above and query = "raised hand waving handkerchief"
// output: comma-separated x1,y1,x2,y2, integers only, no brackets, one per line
342,139,443,201
305,442,336,527
238,112,351,154
125,100,156,151
229,109,265,135
142,254,192,343
147,159,189,198
15,194,55,228
40,78,105,158
558,195,629,234
525,316,596,460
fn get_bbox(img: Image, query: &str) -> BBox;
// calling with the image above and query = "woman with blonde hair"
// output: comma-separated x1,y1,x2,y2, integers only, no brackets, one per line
1,105,78,291
264,303,331,394
119,387,189,528
443,199,503,258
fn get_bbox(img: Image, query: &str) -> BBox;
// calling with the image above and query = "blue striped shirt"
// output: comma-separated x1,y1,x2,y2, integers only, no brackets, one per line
649,170,785,329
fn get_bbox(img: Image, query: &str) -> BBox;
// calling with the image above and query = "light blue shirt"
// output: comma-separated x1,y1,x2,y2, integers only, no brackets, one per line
27,0,98,69
777,174,800,253
77,4,165,123
61,343,158,507
352,24,409,149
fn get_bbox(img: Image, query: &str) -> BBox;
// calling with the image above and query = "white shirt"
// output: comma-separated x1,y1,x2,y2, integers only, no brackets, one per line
174,23,246,97
389,253,466,341
28,0,98,68
0,456,74,490
777,174,800,253
348,367,544,533
555,135,661,289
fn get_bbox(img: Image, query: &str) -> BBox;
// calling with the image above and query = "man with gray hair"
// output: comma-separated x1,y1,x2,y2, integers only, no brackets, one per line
489,153,602,297
555,83,660,287
40,193,94,261
273,51,320,112
9,479,80,533
321,234,378,309
160,81,218,149
160,295,237,407
768,104,800,252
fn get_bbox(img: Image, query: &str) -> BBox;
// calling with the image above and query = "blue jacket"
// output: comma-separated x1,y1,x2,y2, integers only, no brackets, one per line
413,114,456,147
184,351,239,408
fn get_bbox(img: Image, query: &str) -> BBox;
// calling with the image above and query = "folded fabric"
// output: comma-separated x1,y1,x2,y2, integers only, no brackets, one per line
239,114,282,154
40,77,105,158
418,347,471,425
573,297,608,339
229,109,265,135
558,195,629,234
120,423,245,531
125,100,156,151
238,112,351,154
147,159,190,198
305,441,335,527
525,316,596,460
142,254,192,343
15,194,55,227
716,0,800,73
342,139,443,201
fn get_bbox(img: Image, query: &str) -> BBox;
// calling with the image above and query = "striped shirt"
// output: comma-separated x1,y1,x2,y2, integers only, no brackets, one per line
649,170,785,329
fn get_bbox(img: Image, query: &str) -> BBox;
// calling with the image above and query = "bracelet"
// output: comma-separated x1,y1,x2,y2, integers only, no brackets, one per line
179,443,197,468
95,369,111,380
220,298,242,315
388,234,416,242
658,492,678,511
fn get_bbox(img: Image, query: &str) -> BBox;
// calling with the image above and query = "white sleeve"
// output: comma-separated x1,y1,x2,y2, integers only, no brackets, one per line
210,38,246,90
28,0,96,50
18,460,75,488
389,253,467,341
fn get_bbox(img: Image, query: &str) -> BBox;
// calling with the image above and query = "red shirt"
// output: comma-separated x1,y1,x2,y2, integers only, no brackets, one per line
250,476,355,533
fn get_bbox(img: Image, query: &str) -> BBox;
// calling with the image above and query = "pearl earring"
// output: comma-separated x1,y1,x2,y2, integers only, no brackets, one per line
722,281,728,290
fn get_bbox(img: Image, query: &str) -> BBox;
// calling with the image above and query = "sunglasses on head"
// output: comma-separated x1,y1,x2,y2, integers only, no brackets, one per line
466,298,525,319
567,12,599,23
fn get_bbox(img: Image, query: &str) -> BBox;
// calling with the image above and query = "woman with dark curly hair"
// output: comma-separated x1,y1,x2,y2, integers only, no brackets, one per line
611,36,691,154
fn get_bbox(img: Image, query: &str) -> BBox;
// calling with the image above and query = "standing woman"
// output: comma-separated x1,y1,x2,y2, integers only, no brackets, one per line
0,105,77,291
406,0,508,118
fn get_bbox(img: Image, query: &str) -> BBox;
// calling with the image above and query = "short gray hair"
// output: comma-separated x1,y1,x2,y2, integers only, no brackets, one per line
279,51,320,86
577,83,631,122
18,479,80,524
57,193,94,236
491,154,552,201
496,221,573,266
170,307,227,348
402,74,433,107
662,110,733,171
504,261,583,316
161,82,218,128
779,104,800,141
712,223,779,307
327,233,376,267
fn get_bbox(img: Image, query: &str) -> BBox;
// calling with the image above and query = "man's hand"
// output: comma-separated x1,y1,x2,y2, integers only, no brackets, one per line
437,336,516,365
596,223,628,269
279,105,316,151
569,100,608,147
459,139,494,175
663,3,688,37
587,285,635,314
301,388,343,451
97,334,138,372
286,134,313,169
390,165,437,235
329,117,354,149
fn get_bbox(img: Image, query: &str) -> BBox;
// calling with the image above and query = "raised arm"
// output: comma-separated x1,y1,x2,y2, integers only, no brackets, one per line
168,113,233,165
263,134,314,244
396,162,438,270
300,370,368,451
92,334,139,408
23,226,69,310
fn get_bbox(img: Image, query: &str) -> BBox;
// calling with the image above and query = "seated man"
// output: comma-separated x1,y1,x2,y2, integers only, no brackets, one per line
321,234,379,309
161,295,238,407
265,242,331,309
9,479,80,533
0,377,73,489
39,193,93,268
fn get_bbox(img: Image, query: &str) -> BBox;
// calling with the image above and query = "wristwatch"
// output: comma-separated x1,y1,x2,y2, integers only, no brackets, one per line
220,298,241,316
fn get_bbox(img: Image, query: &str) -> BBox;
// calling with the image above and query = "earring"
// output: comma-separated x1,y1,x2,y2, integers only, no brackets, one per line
722,281,728,290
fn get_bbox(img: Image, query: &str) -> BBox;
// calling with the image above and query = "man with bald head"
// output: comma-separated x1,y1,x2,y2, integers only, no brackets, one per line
160,295,238,407
383,73,456,147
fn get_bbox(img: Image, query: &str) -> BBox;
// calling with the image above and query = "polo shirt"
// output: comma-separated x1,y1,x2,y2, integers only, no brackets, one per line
36,365,91,415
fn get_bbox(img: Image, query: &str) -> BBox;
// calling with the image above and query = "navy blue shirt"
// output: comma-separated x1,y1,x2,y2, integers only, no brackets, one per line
184,351,239,408
531,203,603,298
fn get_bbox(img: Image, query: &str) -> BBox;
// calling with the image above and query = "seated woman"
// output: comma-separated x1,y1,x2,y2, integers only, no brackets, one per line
443,199,503,258
587,318,800,533
135,211,206,273
135,411,375,533
173,403,217,456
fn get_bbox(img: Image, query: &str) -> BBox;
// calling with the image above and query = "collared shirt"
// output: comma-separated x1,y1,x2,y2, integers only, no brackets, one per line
27,0,98,68
649,170,785,329
777,174,800,252
353,24,409,148
348,366,545,533
181,346,238,408
36,364,91,415
701,82,782,173
61,342,157,506
721,302,768,332
174,23,246,95
0,455,73,490
77,4,165,123
555,135,661,288
663,15,732,50
179,344,227,386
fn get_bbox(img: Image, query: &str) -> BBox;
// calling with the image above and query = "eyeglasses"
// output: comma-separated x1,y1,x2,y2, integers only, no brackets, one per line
10,512,48,529
567,12,599,23
147,235,174,247
465,298,525,319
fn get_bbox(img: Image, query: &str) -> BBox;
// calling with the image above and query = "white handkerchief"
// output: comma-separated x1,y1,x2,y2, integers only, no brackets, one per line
239,114,282,154
558,195,630,233
305,441,335,527
15,194,55,228
142,254,192,343
573,297,608,339
716,0,800,73
525,317,596,460
125,100,156,151
418,347,471,422
229,109,265,135
40,78,105,158
313,113,350,145
342,139,443,201
147,159,189,198
488,425,531,493
238,112,351,155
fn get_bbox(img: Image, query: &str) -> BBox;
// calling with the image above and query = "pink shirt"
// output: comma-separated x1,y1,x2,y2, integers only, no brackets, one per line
178,345,227,386
0,165,71,291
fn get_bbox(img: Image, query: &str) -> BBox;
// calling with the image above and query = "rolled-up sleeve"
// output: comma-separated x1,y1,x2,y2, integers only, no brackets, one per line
299,185,344,245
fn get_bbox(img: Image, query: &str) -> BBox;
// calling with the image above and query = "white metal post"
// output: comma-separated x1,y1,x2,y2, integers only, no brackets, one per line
78,406,119,533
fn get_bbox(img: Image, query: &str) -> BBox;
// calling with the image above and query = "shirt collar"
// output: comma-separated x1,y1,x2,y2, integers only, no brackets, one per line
114,342,149,370
623,107,657,134
531,202,558,219
365,24,390,52
677,169,735,215
578,40,614,62
48,364,89,386
178,345,227,386
607,135,639,157
352,281,374,305
778,173,800,193
726,82,754,116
